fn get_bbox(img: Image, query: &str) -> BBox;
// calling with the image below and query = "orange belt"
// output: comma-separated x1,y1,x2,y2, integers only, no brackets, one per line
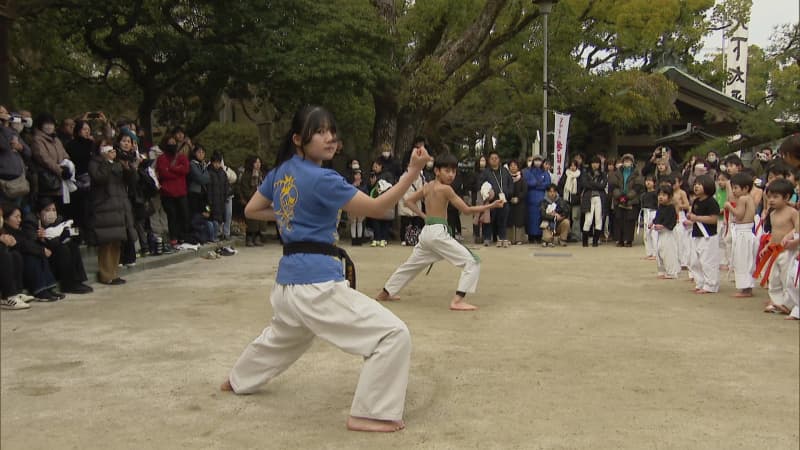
752,242,783,288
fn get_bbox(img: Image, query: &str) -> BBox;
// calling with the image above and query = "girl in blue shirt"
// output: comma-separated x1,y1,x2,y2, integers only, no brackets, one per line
221,106,431,433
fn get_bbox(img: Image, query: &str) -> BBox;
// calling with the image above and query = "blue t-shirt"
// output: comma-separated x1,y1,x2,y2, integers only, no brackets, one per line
259,155,358,284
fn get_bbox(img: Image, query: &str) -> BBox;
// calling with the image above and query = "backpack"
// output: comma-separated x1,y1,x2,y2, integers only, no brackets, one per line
404,223,421,246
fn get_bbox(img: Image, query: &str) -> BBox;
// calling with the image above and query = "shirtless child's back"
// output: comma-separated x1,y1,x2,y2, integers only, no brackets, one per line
376,153,503,310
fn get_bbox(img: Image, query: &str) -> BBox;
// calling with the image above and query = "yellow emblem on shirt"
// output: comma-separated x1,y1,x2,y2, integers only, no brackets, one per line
275,174,298,233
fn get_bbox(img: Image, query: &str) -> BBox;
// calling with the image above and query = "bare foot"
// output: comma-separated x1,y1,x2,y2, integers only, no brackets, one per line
694,289,713,295
785,316,799,320
347,416,405,432
220,378,234,392
375,290,401,301
450,299,478,311
732,291,753,298
645,256,656,261
720,265,729,271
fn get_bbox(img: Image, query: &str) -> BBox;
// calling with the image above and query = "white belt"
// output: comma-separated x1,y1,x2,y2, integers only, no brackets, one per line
732,222,754,231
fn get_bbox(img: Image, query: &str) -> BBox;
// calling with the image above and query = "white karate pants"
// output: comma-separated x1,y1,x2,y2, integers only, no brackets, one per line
690,235,720,292
730,223,755,290
769,250,800,310
656,229,680,278
384,224,480,295
228,281,411,421
643,208,656,257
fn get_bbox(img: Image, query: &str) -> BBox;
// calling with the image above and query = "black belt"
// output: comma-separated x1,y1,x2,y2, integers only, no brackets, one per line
282,242,356,289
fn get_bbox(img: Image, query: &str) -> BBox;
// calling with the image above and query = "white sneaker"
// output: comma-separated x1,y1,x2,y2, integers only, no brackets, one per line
18,293,35,302
1,295,31,310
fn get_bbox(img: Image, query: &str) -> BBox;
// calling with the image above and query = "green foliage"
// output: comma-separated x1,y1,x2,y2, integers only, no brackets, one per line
196,122,262,170
592,71,678,131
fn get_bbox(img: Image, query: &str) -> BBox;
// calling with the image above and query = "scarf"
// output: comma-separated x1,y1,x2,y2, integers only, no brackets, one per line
622,167,633,194
564,169,580,202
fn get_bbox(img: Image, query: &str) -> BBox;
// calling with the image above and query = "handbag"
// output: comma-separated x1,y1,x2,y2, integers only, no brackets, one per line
38,169,61,192
0,173,30,198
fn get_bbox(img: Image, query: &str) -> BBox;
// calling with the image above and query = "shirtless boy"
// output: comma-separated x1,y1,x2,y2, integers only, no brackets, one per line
725,173,757,297
758,179,799,314
376,153,504,311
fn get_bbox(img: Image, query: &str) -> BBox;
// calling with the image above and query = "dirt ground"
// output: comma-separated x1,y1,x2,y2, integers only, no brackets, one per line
2,234,798,450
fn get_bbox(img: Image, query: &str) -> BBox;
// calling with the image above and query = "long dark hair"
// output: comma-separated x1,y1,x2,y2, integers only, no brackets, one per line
274,105,338,168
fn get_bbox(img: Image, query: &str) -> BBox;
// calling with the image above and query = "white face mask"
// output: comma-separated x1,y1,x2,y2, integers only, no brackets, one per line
381,151,391,159
11,123,23,133
41,210,57,226
533,161,542,167
707,156,717,163
479,161,486,168
351,163,360,170
42,123,55,135
623,162,633,169
0,215,3,228
426,161,434,169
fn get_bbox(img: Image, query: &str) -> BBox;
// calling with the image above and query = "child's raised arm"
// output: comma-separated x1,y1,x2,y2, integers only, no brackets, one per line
447,186,503,214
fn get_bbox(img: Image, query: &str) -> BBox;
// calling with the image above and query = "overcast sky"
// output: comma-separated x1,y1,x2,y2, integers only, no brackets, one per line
700,0,799,57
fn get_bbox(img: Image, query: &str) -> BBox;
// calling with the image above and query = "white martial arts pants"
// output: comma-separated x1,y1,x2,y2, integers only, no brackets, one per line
690,235,720,292
384,224,480,296
676,212,691,268
228,281,411,421
768,249,800,310
583,196,603,232
643,208,656,257
730,223,755,290
656,229,680,278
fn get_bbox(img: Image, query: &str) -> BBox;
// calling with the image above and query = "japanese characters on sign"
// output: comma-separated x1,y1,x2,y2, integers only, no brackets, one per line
724,20,749,102
553,112,570,178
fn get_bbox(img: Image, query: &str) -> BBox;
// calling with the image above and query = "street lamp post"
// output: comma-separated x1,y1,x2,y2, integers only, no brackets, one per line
534,0,557,160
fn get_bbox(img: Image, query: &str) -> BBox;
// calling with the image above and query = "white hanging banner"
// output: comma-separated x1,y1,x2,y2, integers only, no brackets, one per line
724,18,749,102
552,112,570,179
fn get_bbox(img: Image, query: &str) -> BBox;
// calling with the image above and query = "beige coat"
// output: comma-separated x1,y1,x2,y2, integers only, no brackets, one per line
31,129,70,176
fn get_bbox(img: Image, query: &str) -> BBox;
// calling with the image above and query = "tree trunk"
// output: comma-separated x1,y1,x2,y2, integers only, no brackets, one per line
483,129,494,153
138,90,158,145
0,16,10,107
372,93,398,155
394,109,419,158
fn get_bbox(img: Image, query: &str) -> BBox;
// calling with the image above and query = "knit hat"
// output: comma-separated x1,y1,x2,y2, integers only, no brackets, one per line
621,153,635,163
120,127,139,144
532,154,543,161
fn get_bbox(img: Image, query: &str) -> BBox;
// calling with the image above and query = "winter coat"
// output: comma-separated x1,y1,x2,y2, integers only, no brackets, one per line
0,127,30,180
608,168,644,210
30,129,70,178
398,173,424,217
539,194,570,227
65,136,95,177
206,166,230,223
156,152,190,198
237,169,263,205
88,156,136,245
524,167,551,236
2,221,46,258
508,174,528,227
578,168,607,214
188,159,210,195
479,167,513,200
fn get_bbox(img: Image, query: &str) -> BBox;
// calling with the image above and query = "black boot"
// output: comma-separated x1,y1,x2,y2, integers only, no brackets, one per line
473,225,481,244
592,230,601,247
582,232,589,247
245,233,255,247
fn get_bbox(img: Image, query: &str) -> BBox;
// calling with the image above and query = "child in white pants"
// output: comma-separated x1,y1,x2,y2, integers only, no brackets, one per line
725,172,757,297
653,185,680,279
377,153,503,311
687,176,721,294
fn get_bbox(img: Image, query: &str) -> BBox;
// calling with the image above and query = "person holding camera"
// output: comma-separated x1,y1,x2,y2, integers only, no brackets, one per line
642,146,679,177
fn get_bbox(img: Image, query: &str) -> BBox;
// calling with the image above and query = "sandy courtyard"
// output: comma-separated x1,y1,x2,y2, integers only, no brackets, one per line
2,237,798,449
